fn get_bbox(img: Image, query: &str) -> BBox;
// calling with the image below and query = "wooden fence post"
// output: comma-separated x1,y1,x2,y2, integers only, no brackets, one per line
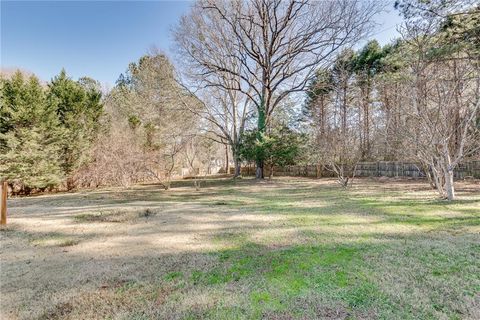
1,180,7,225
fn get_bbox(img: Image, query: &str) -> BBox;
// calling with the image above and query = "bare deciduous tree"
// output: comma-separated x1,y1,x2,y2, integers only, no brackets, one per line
307,50,361,187
398,17,480,200
77,52,204,190
175,0,379,178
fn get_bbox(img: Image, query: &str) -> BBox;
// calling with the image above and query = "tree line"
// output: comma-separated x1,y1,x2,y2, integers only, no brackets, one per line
303,1,479,199
0,70,103,193
1,0,478,200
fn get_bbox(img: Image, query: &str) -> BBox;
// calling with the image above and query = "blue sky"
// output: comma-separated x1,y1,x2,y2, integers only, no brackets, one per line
1,1,403,86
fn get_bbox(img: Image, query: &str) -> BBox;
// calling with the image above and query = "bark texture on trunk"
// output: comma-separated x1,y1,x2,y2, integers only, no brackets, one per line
443,165,455,201
233,156,241,178
440,144,456,201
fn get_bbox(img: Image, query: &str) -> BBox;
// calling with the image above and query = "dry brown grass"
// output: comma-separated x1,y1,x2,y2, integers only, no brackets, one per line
0,177,478,319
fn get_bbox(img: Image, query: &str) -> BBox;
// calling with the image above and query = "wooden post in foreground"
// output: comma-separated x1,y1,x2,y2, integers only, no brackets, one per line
0,180,7,225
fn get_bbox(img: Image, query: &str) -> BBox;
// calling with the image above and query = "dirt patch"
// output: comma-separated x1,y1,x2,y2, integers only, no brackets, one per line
74,208,157,223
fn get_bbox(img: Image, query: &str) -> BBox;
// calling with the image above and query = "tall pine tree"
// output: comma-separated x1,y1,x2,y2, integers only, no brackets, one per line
0,72,64,192
47,70,103,185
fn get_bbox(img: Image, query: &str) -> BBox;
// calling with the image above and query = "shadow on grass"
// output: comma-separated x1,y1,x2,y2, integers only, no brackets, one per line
4,177,479,319
25,234,478,320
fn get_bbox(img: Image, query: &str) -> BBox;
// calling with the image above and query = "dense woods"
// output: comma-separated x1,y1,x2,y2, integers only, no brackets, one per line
1,0,478,200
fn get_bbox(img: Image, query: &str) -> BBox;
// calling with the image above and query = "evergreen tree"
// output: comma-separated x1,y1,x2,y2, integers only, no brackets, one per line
47,70,103,181
0,72,64,192
239,125,305,178
352,40,386,159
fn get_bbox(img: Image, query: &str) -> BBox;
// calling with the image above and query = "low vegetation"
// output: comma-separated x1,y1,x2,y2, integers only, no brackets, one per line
1,178,479,319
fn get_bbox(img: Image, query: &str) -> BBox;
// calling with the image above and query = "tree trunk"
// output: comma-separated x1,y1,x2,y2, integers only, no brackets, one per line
443,165,455,201
225,144,229,174
365,78,371,158
316,164,322,178
423,164,436,189
431,167,444,198
269,164,274,179
255,102,266,179
439,144,455,201
256,162,264,179
233,155,241,178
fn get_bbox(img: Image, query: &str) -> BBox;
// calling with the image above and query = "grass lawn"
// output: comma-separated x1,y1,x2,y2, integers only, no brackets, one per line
1,177,479,319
